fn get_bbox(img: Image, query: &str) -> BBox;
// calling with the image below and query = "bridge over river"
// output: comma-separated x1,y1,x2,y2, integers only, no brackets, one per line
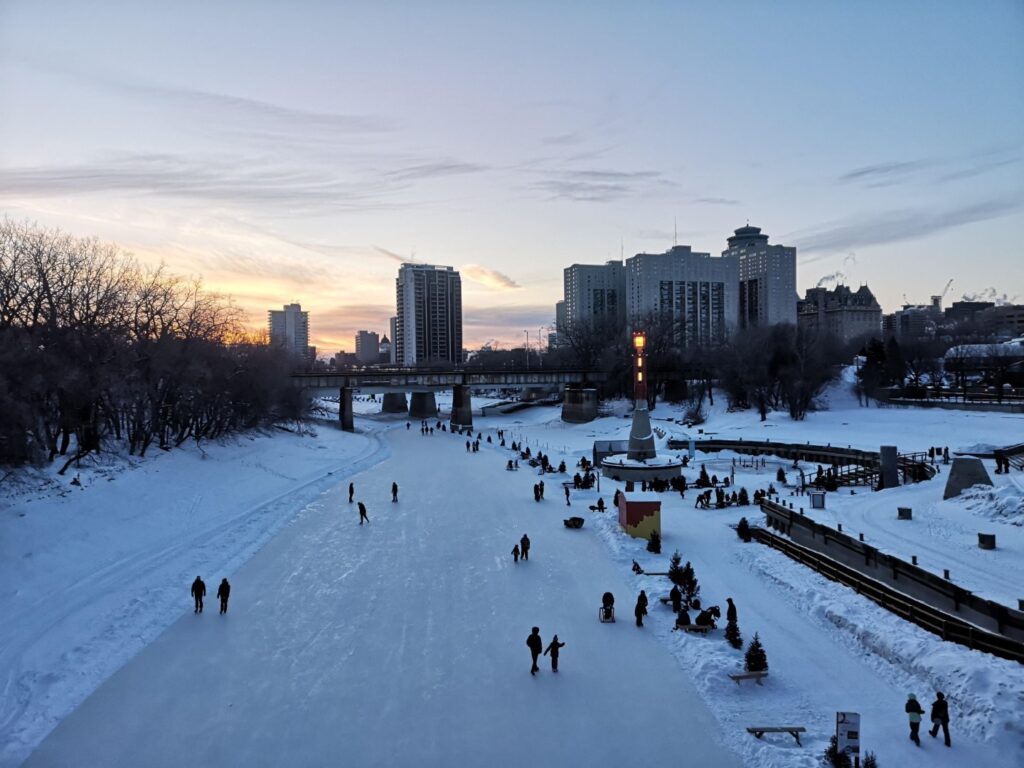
291,368,607,430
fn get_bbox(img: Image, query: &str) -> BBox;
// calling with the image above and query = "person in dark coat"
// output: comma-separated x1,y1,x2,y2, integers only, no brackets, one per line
543,635,566,672
564,486,571,506
726,597,737,624
392,482,399,503
670,584,682,613
538,480,545,499
191,576,206,614
533,483,540,502
512,544,520,563
217,578,230,614
635,590,648,627
520,534,530,561
673,607,691,630
348,482,354,503
929,691,951,746
905,693,924,745
358,501,369,524
526,627,543,675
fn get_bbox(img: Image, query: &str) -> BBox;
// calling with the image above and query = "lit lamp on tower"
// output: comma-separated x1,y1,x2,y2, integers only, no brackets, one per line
599,327,682,540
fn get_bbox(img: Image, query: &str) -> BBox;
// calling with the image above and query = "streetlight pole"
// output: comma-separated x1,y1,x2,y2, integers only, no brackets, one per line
524,330,530,371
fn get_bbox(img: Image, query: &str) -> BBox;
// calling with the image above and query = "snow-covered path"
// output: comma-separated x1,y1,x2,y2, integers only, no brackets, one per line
25,427,739,767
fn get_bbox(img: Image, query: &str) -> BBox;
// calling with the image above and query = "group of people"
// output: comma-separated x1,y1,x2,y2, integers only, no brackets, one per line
532,480,546,502
190,576,231,615
347,481,400,524
905,692,952,747
511,534,531,563
993,451,1017,474
526,627,565,674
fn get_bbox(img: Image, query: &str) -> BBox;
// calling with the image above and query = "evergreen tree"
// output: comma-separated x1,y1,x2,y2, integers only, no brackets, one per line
736,516,751,542
885,337,906,386
744,632,768,672
680,561,700,607
862,751,878,768
822,735,852,768
668,550,685,587
647,529,661,554
725,619,742,649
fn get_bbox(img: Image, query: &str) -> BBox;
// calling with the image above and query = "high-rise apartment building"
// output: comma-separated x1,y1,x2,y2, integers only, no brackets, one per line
354,330,380,364
625,245,739,348
268,303,312,360
395,264,463,365
723,224,797,328
389,317,397,364
563,261,627,331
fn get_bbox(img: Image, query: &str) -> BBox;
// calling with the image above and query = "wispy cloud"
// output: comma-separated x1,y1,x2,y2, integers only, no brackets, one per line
838,160,931,186
459,264,520,290
791,197,1022,257
384,161,488,182
837,149,1021,188
463,304,555,328
372,246,411,263
693,196,740,206
529,168,672,202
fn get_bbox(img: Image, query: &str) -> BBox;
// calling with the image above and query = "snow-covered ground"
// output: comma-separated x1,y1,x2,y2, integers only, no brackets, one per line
3,372,1023,767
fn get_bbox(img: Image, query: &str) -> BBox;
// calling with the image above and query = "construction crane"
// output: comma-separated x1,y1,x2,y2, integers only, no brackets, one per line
939,279,954,301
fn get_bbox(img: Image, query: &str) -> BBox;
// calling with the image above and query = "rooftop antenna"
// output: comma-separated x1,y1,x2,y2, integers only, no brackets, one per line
674,217,678,246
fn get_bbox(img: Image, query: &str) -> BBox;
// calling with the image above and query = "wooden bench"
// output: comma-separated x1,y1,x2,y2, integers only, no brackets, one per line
746,726,805,746
729,671,768,686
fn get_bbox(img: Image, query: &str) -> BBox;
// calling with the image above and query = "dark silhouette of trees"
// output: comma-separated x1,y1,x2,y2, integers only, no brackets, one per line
0,219,305,467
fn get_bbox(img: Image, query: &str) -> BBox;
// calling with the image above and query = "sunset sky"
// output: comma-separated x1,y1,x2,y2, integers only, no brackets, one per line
1,1,1022,353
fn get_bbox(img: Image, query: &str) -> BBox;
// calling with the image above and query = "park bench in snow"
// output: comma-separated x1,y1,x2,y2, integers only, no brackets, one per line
729,671,769,685
746,726,804,745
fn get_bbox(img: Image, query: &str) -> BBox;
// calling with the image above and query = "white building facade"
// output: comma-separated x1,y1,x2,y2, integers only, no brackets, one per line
625,245,739,348
562,261,627,331
267,303,312,360
395,264,463,365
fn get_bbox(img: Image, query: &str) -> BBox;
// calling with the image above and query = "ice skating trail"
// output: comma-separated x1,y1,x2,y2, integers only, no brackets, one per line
0,427,387,768
24,427,739,768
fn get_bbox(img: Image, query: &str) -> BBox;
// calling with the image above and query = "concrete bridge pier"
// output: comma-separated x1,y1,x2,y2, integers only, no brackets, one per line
339,387,354,432
450,385,473,429
562,386,598,423
381,393,408,414
409,392,438,419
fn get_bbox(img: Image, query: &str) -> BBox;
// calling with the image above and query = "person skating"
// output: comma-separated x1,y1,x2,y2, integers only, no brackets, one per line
392,482,399,503
543,635,565,672
348,482,354,504
906,693,924,745
635,590,648,627
358,501,369,524
539,480,545,499
512,544,520,563
191,576,206,614
726,597,737,624
670,584,682,613
526,627,543,675
520,534,531,561
929,691,951,746
564,486,571,506
217,578,230,614
533,483,540,502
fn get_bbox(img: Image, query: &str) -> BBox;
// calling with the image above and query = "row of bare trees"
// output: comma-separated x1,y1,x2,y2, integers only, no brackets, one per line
550,312,843,421
0,219,305,468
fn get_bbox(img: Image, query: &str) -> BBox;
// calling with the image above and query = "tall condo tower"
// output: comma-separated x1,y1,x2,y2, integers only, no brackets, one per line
395,264,463,365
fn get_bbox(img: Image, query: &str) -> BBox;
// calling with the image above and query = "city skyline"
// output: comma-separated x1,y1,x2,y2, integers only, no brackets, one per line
1,1,1022,351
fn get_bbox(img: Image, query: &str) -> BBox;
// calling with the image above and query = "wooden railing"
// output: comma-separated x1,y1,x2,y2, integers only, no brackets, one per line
751,527,1024,664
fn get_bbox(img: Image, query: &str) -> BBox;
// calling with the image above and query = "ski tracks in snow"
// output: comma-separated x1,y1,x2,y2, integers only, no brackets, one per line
0,428,391,768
